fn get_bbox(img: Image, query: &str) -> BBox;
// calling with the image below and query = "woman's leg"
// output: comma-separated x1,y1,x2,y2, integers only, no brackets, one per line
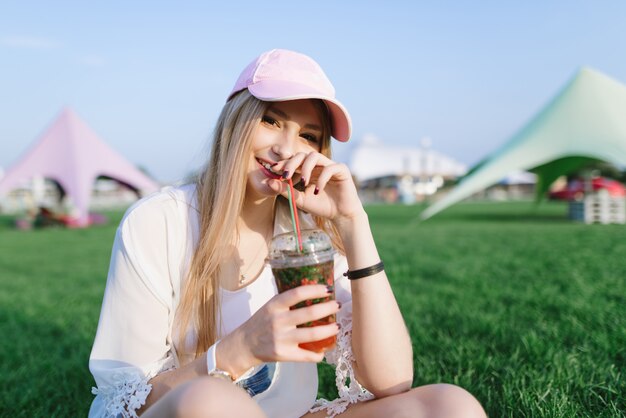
141,376,267,418
302,384,486,418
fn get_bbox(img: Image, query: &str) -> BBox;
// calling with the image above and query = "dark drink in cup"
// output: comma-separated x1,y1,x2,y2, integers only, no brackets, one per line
272,259,335,352
268,229,336,353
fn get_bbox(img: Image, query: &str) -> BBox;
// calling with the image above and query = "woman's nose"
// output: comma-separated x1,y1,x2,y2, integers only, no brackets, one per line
271,134,296,160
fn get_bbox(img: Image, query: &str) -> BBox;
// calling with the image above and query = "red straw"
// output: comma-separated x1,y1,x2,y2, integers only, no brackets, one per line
288,178,303,252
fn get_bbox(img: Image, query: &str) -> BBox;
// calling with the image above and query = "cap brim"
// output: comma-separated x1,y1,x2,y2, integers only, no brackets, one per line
248,81,351,142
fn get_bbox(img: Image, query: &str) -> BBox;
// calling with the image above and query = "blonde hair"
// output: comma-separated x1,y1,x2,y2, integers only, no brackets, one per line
176,90,345,360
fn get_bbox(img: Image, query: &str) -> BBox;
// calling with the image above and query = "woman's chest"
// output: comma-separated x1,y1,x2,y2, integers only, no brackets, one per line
218,266,279,337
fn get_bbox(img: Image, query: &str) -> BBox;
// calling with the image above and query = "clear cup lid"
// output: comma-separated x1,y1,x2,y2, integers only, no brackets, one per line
267,229,335,267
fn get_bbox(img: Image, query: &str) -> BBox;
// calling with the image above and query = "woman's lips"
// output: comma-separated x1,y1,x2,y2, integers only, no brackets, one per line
257,159,282,179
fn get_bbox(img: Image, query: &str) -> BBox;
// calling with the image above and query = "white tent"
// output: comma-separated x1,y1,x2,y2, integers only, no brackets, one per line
349,135,467,182
422,67,626,219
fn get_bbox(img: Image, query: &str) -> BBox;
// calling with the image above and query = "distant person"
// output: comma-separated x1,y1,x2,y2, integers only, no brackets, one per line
88,49,486,418
33,206,67,228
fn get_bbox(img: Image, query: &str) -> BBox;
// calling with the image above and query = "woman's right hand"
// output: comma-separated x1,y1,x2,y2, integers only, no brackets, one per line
216,284,340,377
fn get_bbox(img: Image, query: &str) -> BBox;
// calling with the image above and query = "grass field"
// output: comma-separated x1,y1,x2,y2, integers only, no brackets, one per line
0,201,624,417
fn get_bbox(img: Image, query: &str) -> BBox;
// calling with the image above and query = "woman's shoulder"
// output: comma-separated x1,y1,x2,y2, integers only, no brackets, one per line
114,184,199,249
121,183,198,225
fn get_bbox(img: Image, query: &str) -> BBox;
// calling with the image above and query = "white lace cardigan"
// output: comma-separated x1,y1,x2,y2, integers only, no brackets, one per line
89,185,373,418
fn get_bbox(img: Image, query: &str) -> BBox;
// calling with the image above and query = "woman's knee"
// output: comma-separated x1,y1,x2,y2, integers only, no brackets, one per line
172,376,266,418
417,384,486,418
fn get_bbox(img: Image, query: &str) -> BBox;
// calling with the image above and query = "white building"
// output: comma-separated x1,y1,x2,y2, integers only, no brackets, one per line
348,135,467,203
349,135,467,181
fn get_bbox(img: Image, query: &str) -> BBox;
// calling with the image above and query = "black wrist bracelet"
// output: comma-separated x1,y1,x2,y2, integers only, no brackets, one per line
343,261,385,280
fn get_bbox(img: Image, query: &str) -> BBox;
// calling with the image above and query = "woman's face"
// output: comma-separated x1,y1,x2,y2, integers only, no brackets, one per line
246,99,324,199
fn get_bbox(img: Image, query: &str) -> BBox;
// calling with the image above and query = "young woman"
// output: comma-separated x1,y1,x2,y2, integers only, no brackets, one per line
89,49,486,418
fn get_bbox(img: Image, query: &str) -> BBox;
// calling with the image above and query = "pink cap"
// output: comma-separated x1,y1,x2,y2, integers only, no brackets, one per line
228,49,351,142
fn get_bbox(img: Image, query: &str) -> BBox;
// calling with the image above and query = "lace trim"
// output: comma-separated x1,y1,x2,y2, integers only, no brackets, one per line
91,371,151,418
309,315,374,418
91,360,175,418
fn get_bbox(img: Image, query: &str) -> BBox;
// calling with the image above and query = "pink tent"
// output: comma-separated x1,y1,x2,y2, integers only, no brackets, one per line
0,108,159,227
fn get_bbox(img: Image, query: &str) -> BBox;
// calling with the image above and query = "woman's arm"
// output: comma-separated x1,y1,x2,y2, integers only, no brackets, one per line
272,153,414,398
334,211,414,398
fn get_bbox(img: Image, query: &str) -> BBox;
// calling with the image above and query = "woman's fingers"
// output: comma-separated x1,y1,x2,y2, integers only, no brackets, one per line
268,151,362,224
281,323,339,361
244,285,340,364
277,153,350,197
272,284,331,310
298,152,323,186
277,152,308,180
286,299,340,326
291,321,339,344
314,163,350,194
274,152,333,183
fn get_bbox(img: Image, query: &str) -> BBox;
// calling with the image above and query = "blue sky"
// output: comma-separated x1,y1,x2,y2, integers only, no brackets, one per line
1,1,625,182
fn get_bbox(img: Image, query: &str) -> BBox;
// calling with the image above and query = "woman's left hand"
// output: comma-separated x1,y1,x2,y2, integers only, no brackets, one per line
268,151,366,224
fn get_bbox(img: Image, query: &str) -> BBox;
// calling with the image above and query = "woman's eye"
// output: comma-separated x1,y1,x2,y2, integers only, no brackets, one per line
301,133,318,143
262,115,278,126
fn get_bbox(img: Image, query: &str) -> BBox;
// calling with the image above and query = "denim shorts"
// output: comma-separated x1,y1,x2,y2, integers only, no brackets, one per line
236,363,276,397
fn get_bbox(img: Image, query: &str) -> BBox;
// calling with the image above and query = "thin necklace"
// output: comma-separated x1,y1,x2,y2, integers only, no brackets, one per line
238,225,273,286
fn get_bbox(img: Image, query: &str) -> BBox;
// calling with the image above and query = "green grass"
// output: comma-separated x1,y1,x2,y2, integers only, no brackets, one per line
1,202,624,417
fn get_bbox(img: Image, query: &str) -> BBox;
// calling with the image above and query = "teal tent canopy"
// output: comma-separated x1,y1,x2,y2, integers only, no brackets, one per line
422,67,626,220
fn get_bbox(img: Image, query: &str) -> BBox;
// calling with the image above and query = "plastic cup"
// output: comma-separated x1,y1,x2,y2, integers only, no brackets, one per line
267,229,336,352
